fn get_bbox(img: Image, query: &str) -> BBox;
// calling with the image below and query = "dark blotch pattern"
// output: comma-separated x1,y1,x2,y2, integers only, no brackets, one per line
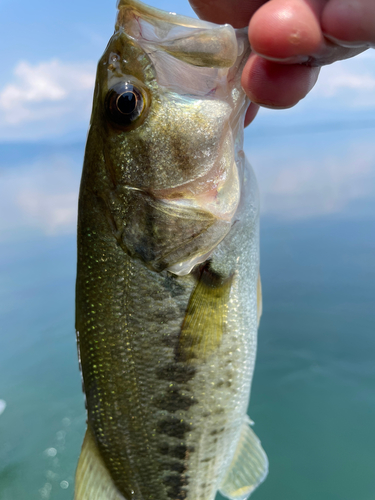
157,417,191,439
156,363,196,384
164,473,188,500
158,443,194,460
161,461,186,474
155,388,196,413
158,443,170,456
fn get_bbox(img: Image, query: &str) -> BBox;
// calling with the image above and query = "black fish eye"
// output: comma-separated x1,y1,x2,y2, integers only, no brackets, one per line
116,91,138,115
105,82,146,127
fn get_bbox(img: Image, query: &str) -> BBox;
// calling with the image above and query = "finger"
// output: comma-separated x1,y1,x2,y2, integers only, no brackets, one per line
188,0,266,28
248,0,326,62
322,0,375,48
241,53,320,108
248,0,367,66
244,102,260,127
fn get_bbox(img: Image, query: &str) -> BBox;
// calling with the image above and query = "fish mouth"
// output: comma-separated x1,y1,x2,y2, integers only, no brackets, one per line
116,0,243,70
117,0,218,29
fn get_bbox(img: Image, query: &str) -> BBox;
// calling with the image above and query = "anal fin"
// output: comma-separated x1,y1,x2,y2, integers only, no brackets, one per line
75,427,125,500
219,416,268,500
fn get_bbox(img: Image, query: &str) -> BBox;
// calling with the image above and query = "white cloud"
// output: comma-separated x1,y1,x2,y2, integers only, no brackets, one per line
311,49,375,106
318,67,375,96
0,154,80,237
17,191,78,235
248,131,375,219
316,58,375,95
0,59,96,139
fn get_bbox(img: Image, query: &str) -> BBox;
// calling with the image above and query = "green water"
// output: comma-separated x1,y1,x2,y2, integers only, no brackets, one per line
0,143,374,499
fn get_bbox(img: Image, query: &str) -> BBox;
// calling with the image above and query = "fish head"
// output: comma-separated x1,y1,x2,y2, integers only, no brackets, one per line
85,0,250,274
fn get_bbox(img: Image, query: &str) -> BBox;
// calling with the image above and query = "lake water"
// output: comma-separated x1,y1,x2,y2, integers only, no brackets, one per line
0,130,374,499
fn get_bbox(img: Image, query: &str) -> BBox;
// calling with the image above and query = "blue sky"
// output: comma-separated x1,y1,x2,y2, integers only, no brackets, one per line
0,0,197,140
0,0,374,232
1,0,375,141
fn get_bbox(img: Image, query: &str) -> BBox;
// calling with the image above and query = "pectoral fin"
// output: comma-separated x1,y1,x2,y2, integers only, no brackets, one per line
178,263,233,362
75,427,125,500
219,416,268,500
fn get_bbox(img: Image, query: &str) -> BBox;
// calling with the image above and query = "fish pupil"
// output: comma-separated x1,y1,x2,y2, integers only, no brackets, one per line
117,92,137,115
105,82,148,128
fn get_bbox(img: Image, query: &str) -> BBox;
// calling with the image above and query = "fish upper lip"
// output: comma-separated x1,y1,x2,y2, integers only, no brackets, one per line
117,0,232,31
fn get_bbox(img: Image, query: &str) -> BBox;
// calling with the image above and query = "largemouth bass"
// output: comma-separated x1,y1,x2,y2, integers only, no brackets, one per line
75,1,268,499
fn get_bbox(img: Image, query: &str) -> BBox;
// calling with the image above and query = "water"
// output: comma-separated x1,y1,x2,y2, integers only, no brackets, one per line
251,217,375,500
0,137,374,499
0,234,83,499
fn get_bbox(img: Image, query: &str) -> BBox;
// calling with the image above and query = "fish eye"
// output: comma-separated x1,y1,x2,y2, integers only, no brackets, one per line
105,82,147,128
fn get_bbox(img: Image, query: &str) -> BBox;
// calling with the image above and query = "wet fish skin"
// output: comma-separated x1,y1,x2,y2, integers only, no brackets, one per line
75,1,267,500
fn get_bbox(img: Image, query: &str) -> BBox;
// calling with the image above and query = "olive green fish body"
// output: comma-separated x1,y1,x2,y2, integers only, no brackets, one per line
75,2,267,499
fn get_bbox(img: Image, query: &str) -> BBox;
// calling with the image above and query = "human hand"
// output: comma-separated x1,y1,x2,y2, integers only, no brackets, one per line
189,0,375,125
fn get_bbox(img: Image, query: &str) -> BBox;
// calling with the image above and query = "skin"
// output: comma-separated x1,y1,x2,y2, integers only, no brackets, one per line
189,0,375,125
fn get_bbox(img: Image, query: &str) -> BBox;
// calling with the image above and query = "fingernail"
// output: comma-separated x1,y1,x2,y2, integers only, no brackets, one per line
251,49,310,64
254,101,294,110
323,33,374,49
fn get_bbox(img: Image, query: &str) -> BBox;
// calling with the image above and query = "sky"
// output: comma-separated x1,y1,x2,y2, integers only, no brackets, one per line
1,0,375,141
0,0,374,233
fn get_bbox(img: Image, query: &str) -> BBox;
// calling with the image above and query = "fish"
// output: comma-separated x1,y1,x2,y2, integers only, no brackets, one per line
74,1,268,499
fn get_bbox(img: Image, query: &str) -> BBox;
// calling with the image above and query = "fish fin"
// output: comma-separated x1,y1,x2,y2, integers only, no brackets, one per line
257,274,262,327
219,416,268,500
178,263,233,362
75,427,125,500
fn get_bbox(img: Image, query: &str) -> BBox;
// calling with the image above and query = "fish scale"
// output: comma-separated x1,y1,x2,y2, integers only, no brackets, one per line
77,219,193,499
76,188,257,499
75,1,268,499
